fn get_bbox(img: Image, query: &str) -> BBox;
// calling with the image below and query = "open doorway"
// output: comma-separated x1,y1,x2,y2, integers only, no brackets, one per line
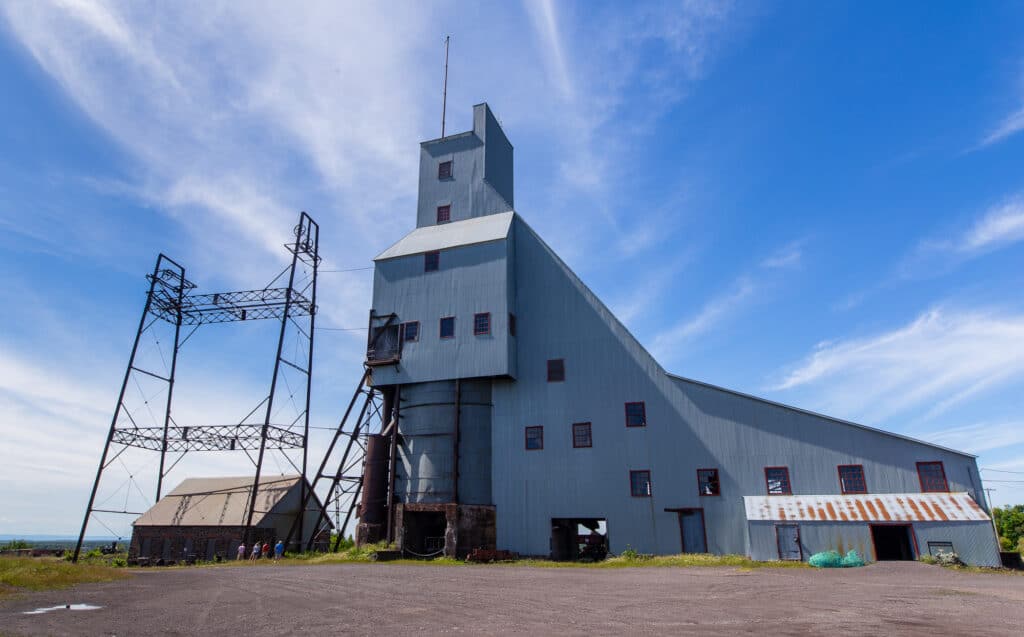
403,510,447,557
550,518,608,561
871,524,916,561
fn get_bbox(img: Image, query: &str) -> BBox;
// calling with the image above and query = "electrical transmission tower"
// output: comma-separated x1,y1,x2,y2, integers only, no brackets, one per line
73,212,321,561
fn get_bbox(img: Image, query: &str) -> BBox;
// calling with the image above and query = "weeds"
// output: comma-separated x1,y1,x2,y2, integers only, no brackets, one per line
0,557,127,597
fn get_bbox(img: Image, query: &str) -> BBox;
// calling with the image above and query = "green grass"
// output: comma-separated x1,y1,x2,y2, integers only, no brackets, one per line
0,557,127,597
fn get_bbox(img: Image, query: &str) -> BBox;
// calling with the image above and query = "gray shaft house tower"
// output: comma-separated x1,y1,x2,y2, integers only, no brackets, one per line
360,103,1000,565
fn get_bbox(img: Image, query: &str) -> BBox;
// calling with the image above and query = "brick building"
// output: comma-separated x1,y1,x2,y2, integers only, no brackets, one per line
130,475,327,563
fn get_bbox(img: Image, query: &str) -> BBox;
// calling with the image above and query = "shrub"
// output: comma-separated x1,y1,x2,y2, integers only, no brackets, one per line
934,552,964,567
1000,536,1014,551
0,540,31,552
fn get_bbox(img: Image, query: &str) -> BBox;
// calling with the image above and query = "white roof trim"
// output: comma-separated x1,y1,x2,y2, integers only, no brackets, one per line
374,211,514,260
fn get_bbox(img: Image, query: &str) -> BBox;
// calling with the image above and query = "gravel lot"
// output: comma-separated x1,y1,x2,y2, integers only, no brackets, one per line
2,561,1023,636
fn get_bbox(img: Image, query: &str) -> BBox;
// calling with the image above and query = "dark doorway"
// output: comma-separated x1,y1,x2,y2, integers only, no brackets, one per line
403,511,447,557
667,509,707,553
871,525,916,561
550,518,608,561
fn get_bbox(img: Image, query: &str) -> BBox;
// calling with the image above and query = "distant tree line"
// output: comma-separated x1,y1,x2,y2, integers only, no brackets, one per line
993,505,1024,553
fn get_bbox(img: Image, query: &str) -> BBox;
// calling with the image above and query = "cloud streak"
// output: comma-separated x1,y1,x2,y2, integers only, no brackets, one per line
772,307,1024,424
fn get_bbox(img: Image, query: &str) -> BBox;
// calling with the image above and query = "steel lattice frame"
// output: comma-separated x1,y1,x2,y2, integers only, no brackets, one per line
73,212,321,561
283,370,387,551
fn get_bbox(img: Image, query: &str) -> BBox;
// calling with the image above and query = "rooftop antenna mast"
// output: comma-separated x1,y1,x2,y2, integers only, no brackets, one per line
441,35,450,137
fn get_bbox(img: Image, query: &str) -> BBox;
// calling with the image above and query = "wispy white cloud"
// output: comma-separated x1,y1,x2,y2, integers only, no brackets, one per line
760,241,803,269
918,421,1024,455
649,276,754,358
899,195,1024,279
979,105,1024,148
771,307,1024,424
960,197,1024,252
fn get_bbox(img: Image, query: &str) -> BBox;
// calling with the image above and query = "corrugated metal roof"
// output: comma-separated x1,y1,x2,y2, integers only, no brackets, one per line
374,211,514,260
743,492,990,523
133,475,302,527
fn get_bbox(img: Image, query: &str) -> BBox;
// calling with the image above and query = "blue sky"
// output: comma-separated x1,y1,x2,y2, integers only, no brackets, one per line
2,1,1024,537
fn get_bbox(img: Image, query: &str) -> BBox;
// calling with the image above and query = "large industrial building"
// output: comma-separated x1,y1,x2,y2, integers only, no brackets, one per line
356,103,1000,566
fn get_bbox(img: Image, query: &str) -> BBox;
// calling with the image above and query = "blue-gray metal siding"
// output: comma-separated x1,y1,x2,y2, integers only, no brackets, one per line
417,103,512,228
748,521,1000,566
371,238,514,385
487,215,998,564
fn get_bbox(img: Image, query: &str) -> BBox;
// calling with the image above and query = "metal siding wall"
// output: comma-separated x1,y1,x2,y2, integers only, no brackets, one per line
457,380,493,505
417,105,512,229
489,216,998,564
914,522,1001,567
395,380,493,506
372,240,511,385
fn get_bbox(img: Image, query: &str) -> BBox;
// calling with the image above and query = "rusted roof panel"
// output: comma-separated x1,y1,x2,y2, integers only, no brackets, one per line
743,492,989,523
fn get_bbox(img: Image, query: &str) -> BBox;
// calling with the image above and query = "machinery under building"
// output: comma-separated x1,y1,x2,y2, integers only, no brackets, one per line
347,103,1001,566
129,475,328,563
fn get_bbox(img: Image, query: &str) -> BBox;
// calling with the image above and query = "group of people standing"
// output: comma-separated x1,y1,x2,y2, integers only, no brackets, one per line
236,540,284,563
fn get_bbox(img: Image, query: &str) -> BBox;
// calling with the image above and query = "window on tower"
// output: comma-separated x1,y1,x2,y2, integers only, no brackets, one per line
424,250,440,272
440,316,455,339
572,422,592,448
473,312,491,336
438,160,453,180
625,402,646,427
525,426,544,450
436,204,451,223
547,359,565,382
402,321,420,343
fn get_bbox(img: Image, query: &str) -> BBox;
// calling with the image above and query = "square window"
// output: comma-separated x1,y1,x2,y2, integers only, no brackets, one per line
439,316,455,339
838,464,867,494
625,402,646,427
473,312,491,336
438,160,453,179
525,426,543,450
765,467,791,495
630,470,652,497
547,359,565,382
572,422,592,448
437,204,451,223
402,321,420,342
424,250,440,272
509,313,516,337
917,461,948,492
697,468,720,496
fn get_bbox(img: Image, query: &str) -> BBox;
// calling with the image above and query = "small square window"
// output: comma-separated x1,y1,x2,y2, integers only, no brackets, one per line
402,321,420,342
697,468,720,496
424,250,440,272
473,312,491,336
765,467,791,495
547,359,565,382
509,313,516,337
838,464,867,494
438,160,453,180
440,316,455,339
525,426,543,450
572,422,592,448
630,470,651,497
625,402,646,427
917,461,948,492
436,204,451,223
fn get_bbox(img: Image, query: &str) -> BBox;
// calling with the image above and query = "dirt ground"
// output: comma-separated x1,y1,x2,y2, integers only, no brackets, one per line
2,561,1023,636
